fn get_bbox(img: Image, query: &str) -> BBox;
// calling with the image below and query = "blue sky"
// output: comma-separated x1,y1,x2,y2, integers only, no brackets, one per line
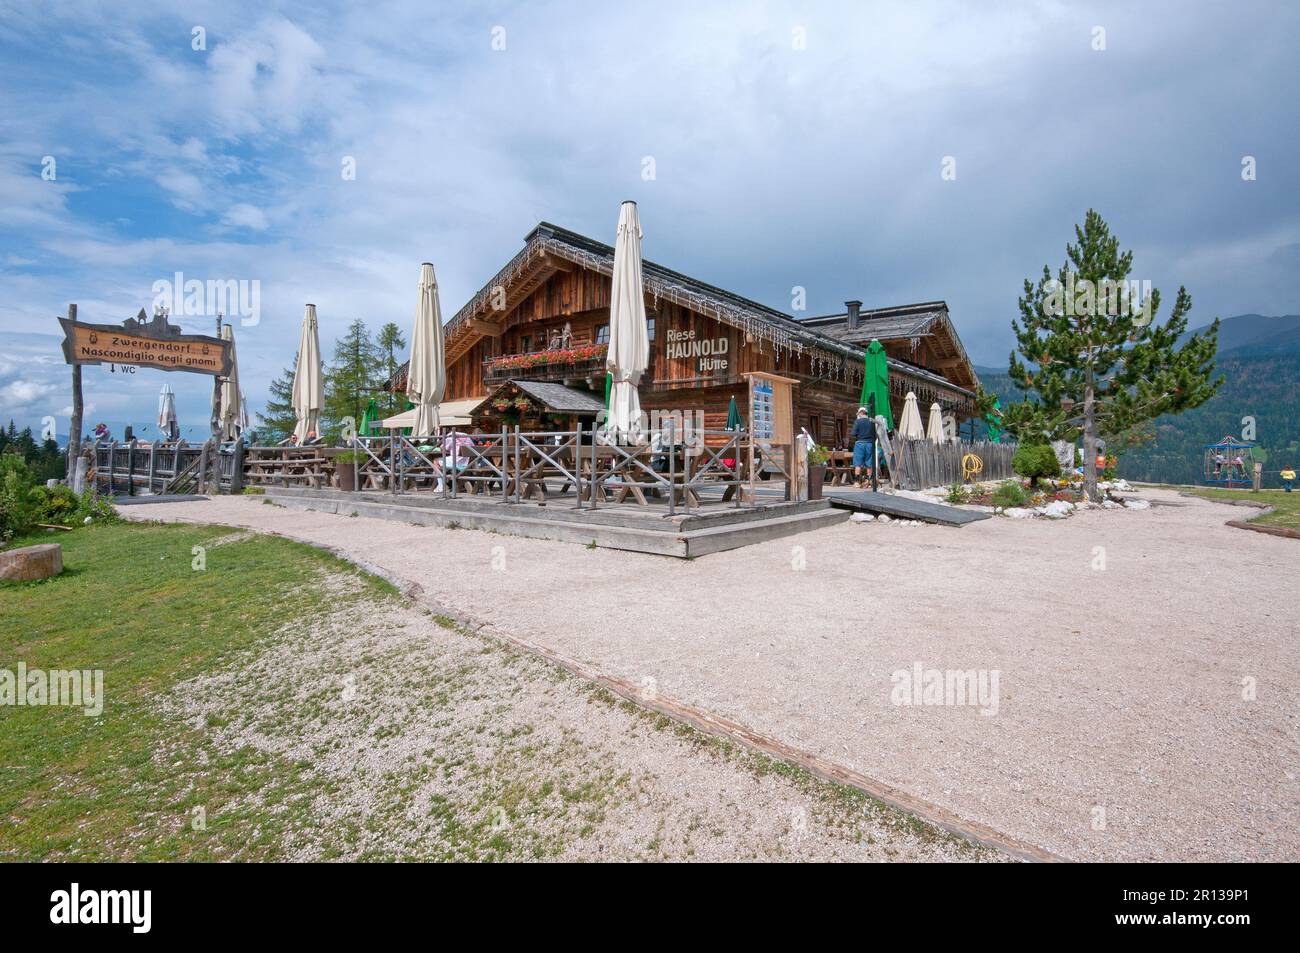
1,0,1298,436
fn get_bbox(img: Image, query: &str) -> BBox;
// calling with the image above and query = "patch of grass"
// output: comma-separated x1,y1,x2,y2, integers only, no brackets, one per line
0,521,393,860
1184,488,1300,531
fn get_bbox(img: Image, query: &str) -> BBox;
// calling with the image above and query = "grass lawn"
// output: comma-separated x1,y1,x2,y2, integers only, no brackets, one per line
1183,487,1300,531
0,521,395,861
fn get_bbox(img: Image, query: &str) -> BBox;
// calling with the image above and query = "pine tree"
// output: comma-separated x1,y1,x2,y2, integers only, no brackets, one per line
375,322,407,416
323,319,382,442
257,356,299,444
1004,210,1221,501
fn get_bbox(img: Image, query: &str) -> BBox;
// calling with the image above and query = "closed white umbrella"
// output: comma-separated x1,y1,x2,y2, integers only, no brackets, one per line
292,304,324,443
407,262,446,437
157,383,178,440
898,391,925,440
925,401,944,445
605,201,649,439
217,324,242,441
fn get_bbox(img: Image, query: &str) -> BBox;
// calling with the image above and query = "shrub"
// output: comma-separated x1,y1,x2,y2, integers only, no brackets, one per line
945,482,968,504
1012,442,1061,487
31,484,79,523
0,452,37,541
334,450,364,465
992,480,1029,508
807,446,831,466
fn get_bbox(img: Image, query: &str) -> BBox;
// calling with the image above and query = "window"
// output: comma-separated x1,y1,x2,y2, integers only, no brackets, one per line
520,335,531,354
595,324,610,344
646,317,656,341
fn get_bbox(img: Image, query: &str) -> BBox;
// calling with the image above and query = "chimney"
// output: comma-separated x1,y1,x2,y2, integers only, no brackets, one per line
845,300,862,330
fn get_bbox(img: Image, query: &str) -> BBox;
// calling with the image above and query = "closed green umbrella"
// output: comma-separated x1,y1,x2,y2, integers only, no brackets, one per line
359,398,378,437
725,395,743,431
984,397,1004,443
860,339,893,430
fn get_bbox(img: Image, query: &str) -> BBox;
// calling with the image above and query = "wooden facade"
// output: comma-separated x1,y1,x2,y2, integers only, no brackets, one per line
391,223,980,449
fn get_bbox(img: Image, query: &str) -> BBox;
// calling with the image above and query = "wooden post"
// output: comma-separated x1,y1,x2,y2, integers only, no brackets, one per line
171,440,184,492
230,438,246,494
126,438,136,496
66,303,82,484
148,440,159,493
197,440,211,494
502,426,510,503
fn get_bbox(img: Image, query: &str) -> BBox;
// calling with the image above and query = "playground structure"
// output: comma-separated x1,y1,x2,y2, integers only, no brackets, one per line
1203,435,1255,488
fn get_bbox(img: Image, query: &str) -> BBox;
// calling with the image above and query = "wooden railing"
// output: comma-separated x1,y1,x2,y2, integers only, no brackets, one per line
93,439,245,496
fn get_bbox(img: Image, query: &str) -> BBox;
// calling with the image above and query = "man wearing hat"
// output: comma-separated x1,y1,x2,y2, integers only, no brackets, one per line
851,406,875,488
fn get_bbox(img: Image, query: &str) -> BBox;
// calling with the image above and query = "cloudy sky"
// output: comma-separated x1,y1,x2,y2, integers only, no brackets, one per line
1,0,1297,436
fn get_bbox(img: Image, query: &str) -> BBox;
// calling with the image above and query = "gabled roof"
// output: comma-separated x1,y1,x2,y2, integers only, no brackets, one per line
471,379,606,416
392,221,978,402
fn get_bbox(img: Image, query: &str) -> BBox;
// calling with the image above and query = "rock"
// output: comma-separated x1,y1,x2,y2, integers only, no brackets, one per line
1042,500,1073,519
1102,499,1121,509
877,514,892,523
0,543,63,582
1124,498,1151,510
1004,507,1036,519
850,513,875,523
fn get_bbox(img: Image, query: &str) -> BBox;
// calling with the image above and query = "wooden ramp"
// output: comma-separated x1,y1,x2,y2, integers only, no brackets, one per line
826,490,991,526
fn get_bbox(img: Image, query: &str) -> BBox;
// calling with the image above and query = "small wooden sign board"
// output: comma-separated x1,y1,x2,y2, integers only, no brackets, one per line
59,310,233,377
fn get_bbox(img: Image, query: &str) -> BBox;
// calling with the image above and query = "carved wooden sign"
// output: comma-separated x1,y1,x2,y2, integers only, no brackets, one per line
59,309,233,377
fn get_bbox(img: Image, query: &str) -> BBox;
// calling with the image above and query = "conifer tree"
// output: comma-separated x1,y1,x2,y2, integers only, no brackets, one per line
1004,210,1221,501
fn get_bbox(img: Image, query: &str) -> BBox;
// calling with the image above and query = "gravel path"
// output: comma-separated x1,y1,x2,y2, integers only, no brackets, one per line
128,487,1300,861
157,572,986,861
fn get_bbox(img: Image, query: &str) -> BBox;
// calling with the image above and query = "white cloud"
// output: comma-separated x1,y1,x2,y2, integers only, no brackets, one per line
221,203,270,231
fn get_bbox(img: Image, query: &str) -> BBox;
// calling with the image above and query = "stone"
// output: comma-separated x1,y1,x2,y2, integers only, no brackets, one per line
1102,499,1121,510
877,514,892,523
1004,507,1036,519
850,513,875,523
1123,498,1151,510
1041,500,1073,519
0,543,63,582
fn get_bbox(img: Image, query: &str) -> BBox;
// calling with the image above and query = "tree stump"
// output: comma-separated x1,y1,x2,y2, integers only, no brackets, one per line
0,543,63,582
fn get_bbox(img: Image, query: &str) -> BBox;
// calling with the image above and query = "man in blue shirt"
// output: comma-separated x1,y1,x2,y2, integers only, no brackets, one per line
851,406,876,488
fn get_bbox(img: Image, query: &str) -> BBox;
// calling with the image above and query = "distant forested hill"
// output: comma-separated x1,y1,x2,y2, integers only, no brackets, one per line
972,314,1300,485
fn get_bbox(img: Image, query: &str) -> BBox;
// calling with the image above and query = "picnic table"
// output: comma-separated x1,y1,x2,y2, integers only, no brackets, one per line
245,447,329,488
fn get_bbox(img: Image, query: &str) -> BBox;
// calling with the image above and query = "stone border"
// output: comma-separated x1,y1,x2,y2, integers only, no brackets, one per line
1177,492,1299,540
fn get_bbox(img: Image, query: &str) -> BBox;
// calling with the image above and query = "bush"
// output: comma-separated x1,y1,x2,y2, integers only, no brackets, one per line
32,484,79,523
992,480,1030,508
1012,442,1061,487
0,452,37,541
945,482,968,504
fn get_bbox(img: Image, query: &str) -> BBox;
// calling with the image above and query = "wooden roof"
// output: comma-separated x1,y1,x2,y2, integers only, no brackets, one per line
388,222,979,400
470,379,606,416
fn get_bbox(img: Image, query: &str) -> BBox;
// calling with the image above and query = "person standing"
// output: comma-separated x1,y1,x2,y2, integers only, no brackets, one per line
851,406,875,488
1281,465,1296,493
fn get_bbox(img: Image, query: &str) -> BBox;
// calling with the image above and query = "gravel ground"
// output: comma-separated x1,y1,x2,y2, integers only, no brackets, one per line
128,487,1300,861
156,566,991,861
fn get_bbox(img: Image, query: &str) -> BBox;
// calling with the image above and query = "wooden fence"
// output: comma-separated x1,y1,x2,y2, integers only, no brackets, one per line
892,439,1017,490
93,439,244,496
